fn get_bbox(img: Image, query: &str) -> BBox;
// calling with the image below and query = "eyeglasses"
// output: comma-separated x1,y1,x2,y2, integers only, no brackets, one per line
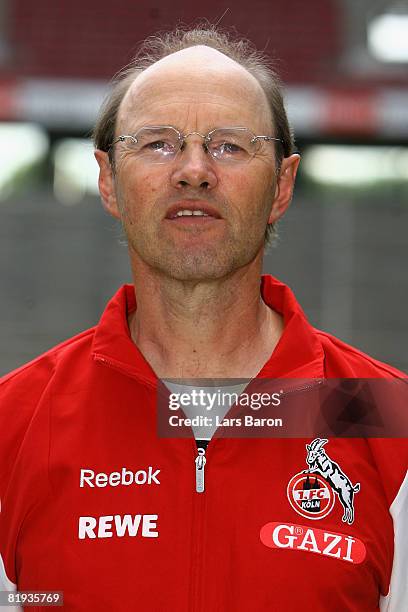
109,125,282,165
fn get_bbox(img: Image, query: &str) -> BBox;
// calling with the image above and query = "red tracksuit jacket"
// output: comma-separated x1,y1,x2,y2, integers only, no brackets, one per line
0,275,407,611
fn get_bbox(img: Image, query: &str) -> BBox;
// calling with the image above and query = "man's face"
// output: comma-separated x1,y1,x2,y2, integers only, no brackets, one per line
97,46,298,281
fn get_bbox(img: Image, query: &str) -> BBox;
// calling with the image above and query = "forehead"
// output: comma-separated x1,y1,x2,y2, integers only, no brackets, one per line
117,46,272,132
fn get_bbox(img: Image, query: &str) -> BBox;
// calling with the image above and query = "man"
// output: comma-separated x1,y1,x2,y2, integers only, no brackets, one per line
0,26,407,611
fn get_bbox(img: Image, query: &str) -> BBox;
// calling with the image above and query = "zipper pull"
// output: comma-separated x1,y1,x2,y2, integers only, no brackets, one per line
195,447,206,493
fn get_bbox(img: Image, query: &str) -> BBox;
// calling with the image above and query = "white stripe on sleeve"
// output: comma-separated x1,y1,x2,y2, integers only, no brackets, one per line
0,552,22,611
380,469,408,611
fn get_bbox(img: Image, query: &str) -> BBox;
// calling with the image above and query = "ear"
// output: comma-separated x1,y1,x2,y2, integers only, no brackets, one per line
268,153,300,224
94,150,121,219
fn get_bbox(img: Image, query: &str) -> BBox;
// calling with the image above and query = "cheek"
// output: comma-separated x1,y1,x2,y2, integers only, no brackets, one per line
117,167,164,219
225,169,274,211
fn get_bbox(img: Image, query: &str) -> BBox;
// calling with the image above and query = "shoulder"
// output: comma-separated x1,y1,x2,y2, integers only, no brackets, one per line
316,329,408,504
1,326,96,393
314,330,408,510
0,327,96,473
314,328,406,378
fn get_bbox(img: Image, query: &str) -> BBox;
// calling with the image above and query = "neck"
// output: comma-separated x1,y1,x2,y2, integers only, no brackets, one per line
128,255,283,379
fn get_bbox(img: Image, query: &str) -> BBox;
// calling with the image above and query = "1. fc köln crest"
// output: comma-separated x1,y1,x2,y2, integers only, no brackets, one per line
287,438,360,524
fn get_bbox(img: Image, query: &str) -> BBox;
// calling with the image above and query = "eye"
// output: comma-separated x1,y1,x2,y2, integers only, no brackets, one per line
219,142,243,154
146,140,166,150
207,130,252,160
209,141,246,159
144,140,175,152
209,139,243,153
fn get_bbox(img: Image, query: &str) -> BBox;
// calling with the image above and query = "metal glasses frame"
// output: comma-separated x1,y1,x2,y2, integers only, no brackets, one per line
108,125,282,163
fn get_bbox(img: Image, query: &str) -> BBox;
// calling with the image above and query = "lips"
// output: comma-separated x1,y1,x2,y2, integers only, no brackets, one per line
165,200,222,220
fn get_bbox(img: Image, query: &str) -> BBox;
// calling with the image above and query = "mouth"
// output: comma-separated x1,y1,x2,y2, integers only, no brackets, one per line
164,200,222,222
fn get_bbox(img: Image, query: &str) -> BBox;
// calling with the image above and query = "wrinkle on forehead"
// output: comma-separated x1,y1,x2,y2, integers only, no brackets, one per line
118,45,271,131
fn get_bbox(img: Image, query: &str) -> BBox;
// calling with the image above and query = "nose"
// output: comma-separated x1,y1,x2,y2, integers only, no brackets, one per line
169,137,218,191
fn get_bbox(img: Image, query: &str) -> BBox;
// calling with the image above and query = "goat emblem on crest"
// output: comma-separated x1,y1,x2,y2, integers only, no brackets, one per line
287,438,360,524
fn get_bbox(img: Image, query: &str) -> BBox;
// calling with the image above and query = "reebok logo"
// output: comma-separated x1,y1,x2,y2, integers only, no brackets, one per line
80,466,161,488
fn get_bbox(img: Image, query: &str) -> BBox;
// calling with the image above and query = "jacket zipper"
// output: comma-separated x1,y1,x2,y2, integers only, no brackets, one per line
190,440,208,612
195,447,206,493
93,354,158,389
278,379,324,397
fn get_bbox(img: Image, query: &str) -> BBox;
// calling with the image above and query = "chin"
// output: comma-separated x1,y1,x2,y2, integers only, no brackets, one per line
132,235,264,281
158,246,261,282
162,258,232,281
